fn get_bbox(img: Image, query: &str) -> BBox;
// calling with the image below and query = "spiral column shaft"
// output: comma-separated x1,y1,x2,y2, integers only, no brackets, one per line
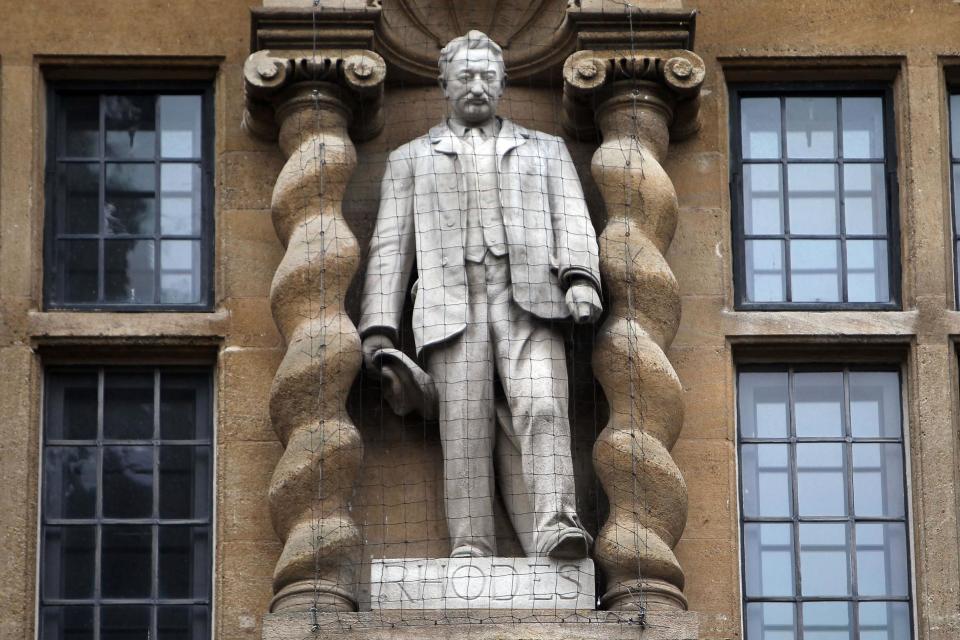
243,50,386,614
564,50,704,612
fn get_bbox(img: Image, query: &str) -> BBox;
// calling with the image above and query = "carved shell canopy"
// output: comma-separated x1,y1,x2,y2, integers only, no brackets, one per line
380,0,572,81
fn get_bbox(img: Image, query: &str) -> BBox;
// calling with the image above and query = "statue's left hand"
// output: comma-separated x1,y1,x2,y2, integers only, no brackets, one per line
565,282,603,324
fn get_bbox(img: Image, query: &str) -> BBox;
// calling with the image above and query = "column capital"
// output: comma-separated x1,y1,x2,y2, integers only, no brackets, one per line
562,48,704,141
243,48,386,142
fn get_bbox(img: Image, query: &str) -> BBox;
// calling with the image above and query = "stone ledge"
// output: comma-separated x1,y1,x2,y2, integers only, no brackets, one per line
263,610,699,640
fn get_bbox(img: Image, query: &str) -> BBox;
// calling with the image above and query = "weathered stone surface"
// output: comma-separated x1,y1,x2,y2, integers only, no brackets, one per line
263,610,699,640
370,557,595,610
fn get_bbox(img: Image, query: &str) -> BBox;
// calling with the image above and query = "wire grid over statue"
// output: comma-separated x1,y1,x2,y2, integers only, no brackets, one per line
272,0,691,632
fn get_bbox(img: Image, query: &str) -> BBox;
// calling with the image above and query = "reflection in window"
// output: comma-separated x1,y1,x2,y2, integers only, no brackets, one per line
951,93,960,306
46,89,210,309
738,367,912,639
40,368,212,640
734,91,897,307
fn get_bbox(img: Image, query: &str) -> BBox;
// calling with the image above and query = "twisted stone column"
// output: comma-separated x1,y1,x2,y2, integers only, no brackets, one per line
244,50,386,613
563,50,704,612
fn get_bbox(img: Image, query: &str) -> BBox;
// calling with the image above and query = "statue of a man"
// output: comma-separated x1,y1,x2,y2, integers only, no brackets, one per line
359,30,602,560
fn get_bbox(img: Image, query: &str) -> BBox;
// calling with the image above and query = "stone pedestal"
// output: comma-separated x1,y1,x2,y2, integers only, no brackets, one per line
263,611,699,640
370,558,595,610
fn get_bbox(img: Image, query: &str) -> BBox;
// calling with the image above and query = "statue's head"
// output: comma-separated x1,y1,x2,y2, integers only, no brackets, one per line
438,30,506,125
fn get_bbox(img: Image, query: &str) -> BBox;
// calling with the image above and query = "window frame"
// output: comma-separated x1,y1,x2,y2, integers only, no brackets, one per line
38,365,215,640
949,88,960,309
736,363,914,639
43,81,215,311
729,83,902,311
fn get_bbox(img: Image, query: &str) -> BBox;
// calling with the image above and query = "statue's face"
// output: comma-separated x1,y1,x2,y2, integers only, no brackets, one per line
442,46,504,124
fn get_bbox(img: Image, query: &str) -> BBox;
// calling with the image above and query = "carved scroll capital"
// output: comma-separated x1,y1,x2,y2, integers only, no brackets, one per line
243,49,386,142
562,49,704,140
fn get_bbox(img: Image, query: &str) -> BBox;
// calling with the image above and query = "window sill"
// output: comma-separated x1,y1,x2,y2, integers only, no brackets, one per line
28,309,229,347
722,309,919,342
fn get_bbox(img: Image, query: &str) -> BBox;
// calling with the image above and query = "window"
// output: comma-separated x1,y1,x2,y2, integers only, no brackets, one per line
40,367,213,639
45,86,213,309
737,367,912,639
731,88,899,309
951,91,960,305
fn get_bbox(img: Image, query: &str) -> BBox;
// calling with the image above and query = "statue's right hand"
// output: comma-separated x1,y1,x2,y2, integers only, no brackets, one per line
361,334,395,371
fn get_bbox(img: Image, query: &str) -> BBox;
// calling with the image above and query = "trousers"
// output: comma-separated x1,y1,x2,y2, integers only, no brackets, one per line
424,252,582,557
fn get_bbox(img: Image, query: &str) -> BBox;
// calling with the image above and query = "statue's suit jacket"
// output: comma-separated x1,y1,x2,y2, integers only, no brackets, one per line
359,118,601,355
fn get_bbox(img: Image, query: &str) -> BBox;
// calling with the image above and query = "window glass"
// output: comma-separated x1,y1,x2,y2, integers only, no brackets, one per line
47,88,210,309
735,91,895,307
40,368,213,640
738,367,911,639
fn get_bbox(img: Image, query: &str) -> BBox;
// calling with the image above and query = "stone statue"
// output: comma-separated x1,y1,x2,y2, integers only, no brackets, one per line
359,30,602,560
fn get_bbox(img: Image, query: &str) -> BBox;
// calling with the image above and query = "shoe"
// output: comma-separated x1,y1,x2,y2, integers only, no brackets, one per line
450,544,489,558
544,528,590,559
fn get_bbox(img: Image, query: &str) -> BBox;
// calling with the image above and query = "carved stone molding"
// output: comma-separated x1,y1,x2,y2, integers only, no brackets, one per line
562,48,704,140
250,2,696,84
243,49,386,143
562,44,702,612
243,46,385,613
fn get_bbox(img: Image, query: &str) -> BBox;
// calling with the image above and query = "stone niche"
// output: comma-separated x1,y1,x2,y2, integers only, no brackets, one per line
244,1,703,638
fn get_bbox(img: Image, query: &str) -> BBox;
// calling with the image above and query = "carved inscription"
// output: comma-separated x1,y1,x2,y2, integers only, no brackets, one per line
370,557,595,610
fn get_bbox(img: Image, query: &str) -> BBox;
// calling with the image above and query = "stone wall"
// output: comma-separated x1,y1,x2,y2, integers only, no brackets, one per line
0,1,958,639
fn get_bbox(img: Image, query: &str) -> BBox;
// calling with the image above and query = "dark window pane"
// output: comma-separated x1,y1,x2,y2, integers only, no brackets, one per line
954,165,960,229
802,601,852,640
105,95,156,159
103,446,154,518
46,372,98,440
159,526,211,598
856,523,909,597
105,163,156,235
104,372,154,439
744,523,795,597
787,163,838,235
160,446,211,519
786,97,837,159
104,239,155,304
842,97,885,159
853,443,905,518
794,372,844,437
44,447,97,519
41,606,94,640
59,240,99,304
846,240,889,303
799,523,850,597
951,95,959,159
797,443,847,517
849,371,901,438
160,240,201,304
160,163,201,235
790,239,841,302
741,97,781,160
160,373,209,440
61,163,100,235
101,526,152,598
741,443,791,518
844,163,887,235
61,95,100,158
42,526,95,599
160,96,202,159
745,239,785,302
158,605,210,640
745,602,795,640
743,164,783,235
738,371,789,438
859,602,911,640
100,606,151,640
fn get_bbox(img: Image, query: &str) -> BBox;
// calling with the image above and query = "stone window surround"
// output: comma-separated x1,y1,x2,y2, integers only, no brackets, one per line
728,82,902,311
36,363,217,640
734,362,916,640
